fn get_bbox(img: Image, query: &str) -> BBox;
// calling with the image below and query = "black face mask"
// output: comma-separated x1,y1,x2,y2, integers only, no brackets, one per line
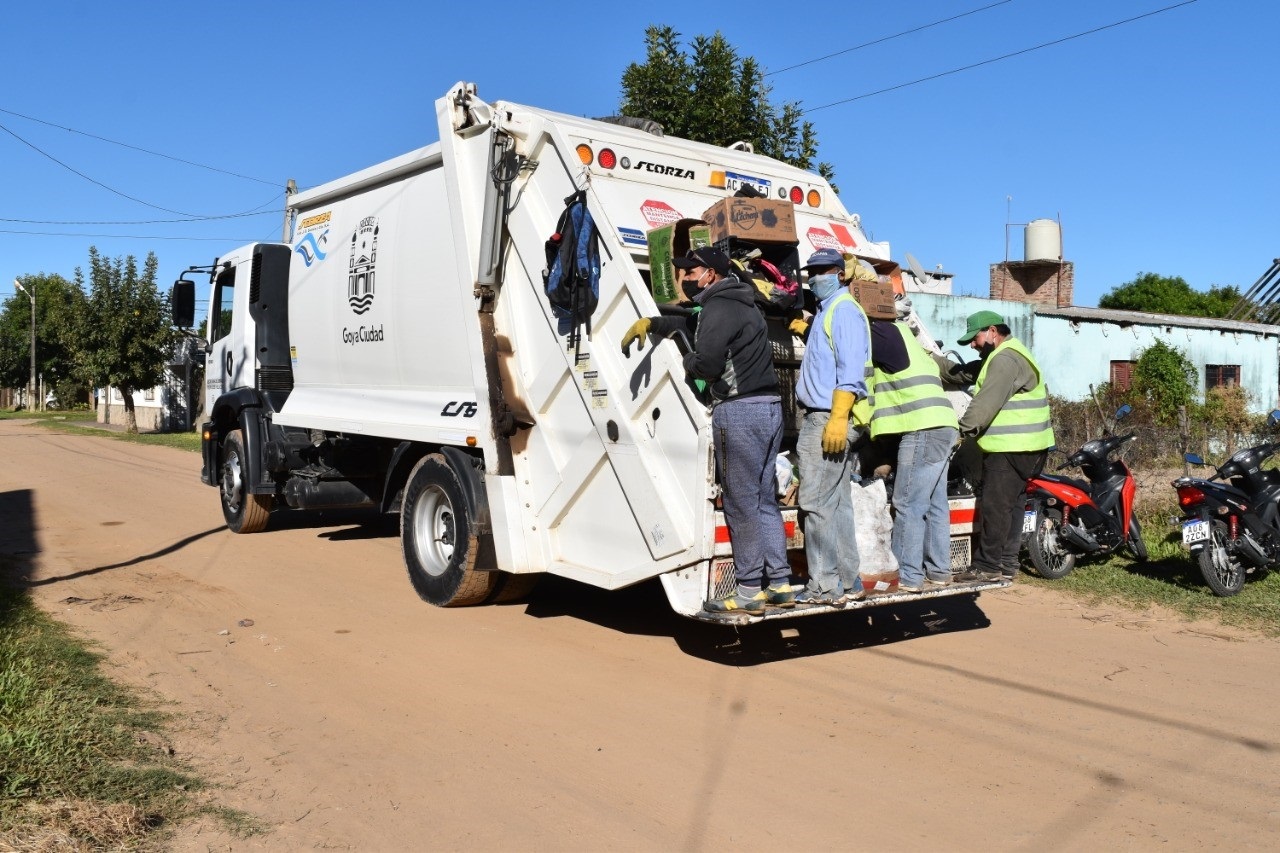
681,274,704,301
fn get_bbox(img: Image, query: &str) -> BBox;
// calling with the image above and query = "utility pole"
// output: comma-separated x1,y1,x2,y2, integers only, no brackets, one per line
13,278,35,410
283,179,297,241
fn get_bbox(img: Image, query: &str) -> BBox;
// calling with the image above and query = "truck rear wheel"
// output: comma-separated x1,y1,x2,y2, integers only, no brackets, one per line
401,454,495,606
221,429,272,534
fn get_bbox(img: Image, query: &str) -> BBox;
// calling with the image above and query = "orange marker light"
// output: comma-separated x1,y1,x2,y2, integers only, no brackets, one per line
576,144,594,165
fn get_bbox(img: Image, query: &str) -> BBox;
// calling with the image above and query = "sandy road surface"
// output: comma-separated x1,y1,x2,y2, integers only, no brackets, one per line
2,419,1278,851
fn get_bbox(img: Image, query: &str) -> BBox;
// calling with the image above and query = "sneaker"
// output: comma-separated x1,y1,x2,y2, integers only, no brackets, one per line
955,568,1001,583
925,576,951,587
841,585,868,603
764,583,796,608
897,581,924,594
795,588,840,606
703,588,766,614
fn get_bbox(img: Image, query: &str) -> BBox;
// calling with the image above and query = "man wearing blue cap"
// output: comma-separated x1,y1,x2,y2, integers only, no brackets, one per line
945,310,1054,582
792,247,872,604
621,246,794,614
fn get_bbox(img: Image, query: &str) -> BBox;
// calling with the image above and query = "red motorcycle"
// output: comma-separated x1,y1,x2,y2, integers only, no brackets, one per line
1022,405,1148,579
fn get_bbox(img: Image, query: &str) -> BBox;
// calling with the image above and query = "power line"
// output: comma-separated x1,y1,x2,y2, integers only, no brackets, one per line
0,120,286,219
804,0,1202,114
0,105,278,186
769,0,1017,76
0,192,284,226
0,229,259,241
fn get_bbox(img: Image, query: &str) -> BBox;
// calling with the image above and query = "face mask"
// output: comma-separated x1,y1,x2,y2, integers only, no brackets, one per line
809,273,842,301
681,270,710,300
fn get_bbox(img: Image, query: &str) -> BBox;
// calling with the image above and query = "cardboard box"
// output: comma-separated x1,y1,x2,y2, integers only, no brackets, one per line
701,197,798,245
646,219,711,303
850,278,897,321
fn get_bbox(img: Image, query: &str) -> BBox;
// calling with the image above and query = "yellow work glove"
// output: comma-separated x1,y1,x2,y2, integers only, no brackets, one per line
822,389,856,454
621,318,651,356
788,316,809,337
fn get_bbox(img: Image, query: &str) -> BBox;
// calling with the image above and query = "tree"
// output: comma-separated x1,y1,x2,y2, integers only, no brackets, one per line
1131,340,1197,424
0,274,89,407
75,247,174,433
619,26,835,182
1098,272,1241,318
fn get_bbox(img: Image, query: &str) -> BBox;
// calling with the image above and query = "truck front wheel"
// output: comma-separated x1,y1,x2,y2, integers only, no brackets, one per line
220,429,272,534
401,454,495,606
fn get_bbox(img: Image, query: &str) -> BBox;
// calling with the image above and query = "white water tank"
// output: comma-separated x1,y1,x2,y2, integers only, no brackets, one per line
1025,218,1062,262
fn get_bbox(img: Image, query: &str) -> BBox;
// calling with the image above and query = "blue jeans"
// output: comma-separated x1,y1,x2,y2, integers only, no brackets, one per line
891,426,959,585
798,411,862,596
712,398,789,589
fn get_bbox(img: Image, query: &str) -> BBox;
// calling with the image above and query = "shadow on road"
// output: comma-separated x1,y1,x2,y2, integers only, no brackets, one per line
523,574,994,665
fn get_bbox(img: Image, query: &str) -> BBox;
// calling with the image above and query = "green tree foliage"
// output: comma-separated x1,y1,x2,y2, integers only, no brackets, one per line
74,247,173,433
1131,340,1197,424
619,25,834,182
0,274,89,407
1098,272,1241,318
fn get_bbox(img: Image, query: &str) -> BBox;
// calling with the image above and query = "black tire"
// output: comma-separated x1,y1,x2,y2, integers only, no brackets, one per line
220,429,272,534
1028,512,1077,579
486,572,542,604
1127,516,1149,562
401,454,494,606
1197,520,1245,597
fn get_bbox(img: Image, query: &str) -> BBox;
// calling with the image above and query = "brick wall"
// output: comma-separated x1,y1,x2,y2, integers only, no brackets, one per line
989,261,1074,307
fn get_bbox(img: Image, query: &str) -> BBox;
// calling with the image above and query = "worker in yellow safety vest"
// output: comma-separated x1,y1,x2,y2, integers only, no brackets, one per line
869,310,960,592
938,310,1054,583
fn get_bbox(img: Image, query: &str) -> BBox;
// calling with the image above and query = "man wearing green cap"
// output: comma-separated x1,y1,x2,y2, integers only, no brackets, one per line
944,310,1054,582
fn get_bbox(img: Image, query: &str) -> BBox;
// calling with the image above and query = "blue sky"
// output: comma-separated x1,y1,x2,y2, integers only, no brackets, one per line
2,0,1274,320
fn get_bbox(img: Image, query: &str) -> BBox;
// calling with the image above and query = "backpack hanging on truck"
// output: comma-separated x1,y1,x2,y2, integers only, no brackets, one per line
543,190,600,353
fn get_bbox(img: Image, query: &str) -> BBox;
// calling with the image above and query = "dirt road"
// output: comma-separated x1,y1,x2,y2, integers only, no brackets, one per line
2,419,1278,851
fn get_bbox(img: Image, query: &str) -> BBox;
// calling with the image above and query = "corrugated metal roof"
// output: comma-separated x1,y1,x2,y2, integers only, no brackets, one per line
1034,304,1279,336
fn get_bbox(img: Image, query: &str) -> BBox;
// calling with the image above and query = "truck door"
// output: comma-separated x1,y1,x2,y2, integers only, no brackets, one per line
205,261,251,412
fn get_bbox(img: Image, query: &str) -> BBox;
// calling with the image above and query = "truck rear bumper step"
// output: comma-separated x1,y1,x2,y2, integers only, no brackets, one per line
690,577,1012,625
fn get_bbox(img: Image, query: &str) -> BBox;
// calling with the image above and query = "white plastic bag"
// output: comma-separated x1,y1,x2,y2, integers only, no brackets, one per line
850,478,899,587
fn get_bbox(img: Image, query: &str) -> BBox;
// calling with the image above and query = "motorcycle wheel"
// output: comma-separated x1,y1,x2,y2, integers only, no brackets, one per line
1127,516,1149,562
1197,520,1245,597
1028,513,1077,579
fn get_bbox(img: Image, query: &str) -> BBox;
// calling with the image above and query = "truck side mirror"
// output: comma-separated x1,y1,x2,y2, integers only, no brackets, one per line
172,279,195,329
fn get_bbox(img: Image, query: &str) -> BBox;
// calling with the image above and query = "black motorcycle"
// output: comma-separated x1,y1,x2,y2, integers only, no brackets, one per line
1173,409,1280,596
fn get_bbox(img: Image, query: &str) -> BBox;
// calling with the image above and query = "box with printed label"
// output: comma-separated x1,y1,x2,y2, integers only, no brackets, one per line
701,197,798,245
647,219,711,303
849,278,897,321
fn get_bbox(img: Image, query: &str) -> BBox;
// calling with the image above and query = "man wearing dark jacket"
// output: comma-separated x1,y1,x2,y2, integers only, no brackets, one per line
621,246,793,614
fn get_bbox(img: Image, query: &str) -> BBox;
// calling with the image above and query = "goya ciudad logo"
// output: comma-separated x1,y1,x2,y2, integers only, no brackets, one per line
348,217,378,315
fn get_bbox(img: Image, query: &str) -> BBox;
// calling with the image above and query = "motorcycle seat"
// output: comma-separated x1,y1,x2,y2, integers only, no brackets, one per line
1037,472,1090,492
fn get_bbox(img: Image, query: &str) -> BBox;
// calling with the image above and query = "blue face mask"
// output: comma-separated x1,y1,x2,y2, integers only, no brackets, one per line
809,273,842,302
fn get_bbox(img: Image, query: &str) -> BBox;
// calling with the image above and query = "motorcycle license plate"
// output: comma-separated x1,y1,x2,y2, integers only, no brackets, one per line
1182,520,1211,546
1022,510,1037,534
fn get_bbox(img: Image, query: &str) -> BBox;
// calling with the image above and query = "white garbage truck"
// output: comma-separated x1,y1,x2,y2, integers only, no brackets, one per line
175,81,1005,623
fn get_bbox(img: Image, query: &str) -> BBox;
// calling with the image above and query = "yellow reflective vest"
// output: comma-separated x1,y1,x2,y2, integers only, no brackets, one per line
972,337,1054,453
870,322,959,439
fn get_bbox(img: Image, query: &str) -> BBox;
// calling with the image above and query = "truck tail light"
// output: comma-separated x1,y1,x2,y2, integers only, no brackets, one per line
788,186,803,204
575,144,593,165
598,148,617,169
806,189,822,207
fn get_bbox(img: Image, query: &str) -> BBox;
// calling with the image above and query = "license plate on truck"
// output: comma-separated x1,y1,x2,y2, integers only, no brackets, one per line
1182,519,1210,546
1022,510,1037,533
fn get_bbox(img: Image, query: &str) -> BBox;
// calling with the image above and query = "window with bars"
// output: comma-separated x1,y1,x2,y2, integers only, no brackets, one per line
1205,364,1240,390
1110,360,1137,391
